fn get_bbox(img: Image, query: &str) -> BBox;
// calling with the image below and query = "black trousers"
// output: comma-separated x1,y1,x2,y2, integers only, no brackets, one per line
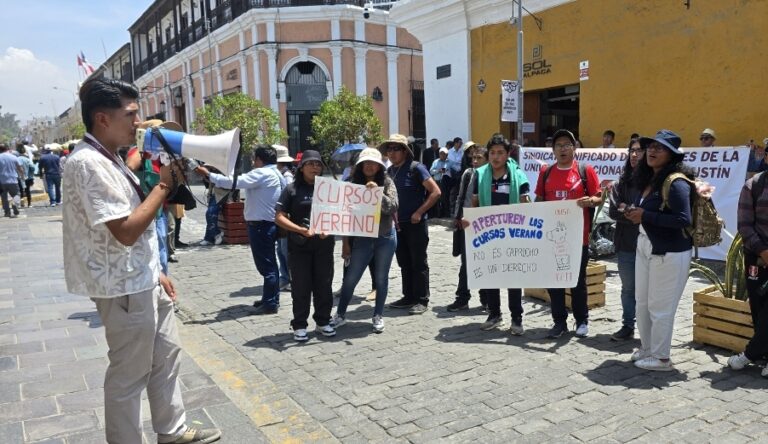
745,252,768,361
288,238,335,330
547,246,590,325
480,289,523,320
395,220,430,305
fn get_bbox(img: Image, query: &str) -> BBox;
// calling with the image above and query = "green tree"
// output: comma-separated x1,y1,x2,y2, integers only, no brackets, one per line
67,119,85,140
192,93,286,156
0,112,21,143
309,86,383,158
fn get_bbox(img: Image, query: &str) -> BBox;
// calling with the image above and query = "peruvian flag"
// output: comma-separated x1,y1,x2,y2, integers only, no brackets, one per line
77,51,95,75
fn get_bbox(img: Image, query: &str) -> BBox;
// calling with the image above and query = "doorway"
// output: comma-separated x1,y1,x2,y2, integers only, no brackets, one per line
285,61,328,155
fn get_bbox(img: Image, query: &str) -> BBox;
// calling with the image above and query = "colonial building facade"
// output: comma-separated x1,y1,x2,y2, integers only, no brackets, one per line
130,0,424,154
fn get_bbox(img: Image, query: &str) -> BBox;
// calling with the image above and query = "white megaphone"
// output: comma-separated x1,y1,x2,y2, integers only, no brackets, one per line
136,126,241,176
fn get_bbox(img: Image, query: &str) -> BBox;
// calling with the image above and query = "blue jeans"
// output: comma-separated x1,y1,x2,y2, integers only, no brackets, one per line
277,238,290,287
337,227,397,317
156,212,169,275
617,250,636,329
204,194,221,242
45,174,61,204
247,221,280,309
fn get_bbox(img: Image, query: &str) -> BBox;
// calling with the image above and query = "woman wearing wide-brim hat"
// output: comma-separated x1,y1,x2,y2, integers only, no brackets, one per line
624,129,694,371
275,150,336,342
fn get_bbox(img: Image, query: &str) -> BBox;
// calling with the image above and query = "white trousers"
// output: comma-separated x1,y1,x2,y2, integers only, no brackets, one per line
93,285,186,444
635,233,692,360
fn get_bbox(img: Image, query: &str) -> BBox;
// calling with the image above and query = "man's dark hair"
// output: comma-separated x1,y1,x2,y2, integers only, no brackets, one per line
79,78,140,132
445,140,454,148
0,143,8,152
453,137,463,144
630,132,640,139
252,144,277,165
486,133,511,152
430,138,438,145
603,130,615,138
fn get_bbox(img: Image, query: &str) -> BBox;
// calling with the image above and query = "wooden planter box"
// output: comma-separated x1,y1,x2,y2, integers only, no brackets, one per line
525,262,607,309
693,285,753,352
218,202,249,245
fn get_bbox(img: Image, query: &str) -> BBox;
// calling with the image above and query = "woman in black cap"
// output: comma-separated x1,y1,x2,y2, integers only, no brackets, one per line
275,150,336,342
624,130,694,371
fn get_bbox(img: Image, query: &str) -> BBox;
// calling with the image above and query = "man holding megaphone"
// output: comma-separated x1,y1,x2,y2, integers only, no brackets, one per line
62,78,221,444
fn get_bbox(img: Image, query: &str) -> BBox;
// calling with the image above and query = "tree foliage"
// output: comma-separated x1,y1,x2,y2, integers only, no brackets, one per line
0,112,21,143
67,119,85,140
192,93,286,155
309,86,383,158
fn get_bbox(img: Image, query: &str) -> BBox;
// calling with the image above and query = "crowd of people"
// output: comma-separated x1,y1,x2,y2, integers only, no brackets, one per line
3,76,765,443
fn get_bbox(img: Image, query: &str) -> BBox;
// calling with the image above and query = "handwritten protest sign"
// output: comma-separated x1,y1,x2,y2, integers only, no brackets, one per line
310,176,382,237
464,201,584,289
519,147,749,260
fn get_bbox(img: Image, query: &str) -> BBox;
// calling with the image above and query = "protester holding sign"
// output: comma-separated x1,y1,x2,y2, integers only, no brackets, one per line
608,138,644,341
534,129,602,339
381,134,441,315
624,130,693,371
275,150,336,342
447,146,488,312
332,148,399,333
470,134,531,334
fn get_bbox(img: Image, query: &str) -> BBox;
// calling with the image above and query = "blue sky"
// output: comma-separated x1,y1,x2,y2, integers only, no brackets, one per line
0,0,153,123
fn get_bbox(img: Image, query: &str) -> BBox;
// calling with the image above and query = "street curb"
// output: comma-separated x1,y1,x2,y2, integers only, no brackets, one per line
177,312,340,443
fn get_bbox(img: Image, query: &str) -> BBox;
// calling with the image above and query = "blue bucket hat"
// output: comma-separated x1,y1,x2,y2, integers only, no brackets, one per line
639,129,683,155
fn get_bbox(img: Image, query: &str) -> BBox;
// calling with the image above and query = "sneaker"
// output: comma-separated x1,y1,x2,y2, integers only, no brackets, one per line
575,322,589,338
12,205,19,216
252,305,278,315
481,314,503,331
198,239,213,246
160,426,221,443
366,289,377,301
634,356,674,372
389,297,416,309
279,282,291,292
611,326,634,341
762,366,768,378
509,318,524,336
168,254,179,263
372,315,385,333
294,329,309,342
631,349,650,362
50,203,56,207
408,303,428,315
727,352,751,370
176,241,189,248
316,324,336,337
446,301,469,312
547,323,568,338
214,233,224,245
330,313,346,328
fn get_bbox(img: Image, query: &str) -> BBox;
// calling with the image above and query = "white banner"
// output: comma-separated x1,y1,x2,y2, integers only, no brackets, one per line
501,80,519,122
310,176,382,237
519,147,750,260
464,201,584,289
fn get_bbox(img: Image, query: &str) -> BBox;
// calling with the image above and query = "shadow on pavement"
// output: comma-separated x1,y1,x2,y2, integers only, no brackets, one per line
68,311,102,328
184,304,258,325
699,367,768,390
229,286,263,298
584,358,688,389
434,323,573,354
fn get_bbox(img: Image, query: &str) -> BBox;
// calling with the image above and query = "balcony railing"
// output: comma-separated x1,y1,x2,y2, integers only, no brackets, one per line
133,0,396,78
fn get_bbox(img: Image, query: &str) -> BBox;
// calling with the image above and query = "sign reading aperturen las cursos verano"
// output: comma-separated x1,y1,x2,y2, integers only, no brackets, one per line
464,201,583,290
310,176,383,238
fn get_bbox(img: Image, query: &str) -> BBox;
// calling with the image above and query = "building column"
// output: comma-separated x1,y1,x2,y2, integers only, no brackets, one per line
265,46,279,113
386,50,399,135
184,60,195,124
354,46,367,96
239,54,248,95
251,49,262,101
330,45,342,94
197,73,206,106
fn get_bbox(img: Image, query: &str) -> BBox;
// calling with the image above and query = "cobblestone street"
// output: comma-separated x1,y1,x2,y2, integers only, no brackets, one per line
1,188,768,442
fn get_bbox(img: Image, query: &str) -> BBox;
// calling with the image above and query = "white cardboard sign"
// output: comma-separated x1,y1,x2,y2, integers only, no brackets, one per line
464,201,584,289
310,176,382,237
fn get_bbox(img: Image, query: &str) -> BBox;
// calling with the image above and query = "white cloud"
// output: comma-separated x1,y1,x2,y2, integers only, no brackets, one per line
0,47,79,122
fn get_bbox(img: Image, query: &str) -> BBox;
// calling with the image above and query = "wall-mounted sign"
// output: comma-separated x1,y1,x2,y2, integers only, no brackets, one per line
523,122,535,133
501,80,519,122
524,45,552,78
436,64,451,79
579,60,589,81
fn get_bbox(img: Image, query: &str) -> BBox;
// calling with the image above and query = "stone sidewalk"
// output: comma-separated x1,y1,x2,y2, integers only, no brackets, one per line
0,205,271,443
168,187,768,443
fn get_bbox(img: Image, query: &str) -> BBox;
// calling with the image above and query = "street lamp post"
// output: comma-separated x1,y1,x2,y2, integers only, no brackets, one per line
516,0,523,144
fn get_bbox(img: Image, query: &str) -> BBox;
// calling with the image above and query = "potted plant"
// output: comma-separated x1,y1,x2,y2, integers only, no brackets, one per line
193,93,286,244
690,234,753,352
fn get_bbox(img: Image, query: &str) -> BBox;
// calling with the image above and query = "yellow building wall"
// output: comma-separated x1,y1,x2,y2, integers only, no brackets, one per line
471,0,768,147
